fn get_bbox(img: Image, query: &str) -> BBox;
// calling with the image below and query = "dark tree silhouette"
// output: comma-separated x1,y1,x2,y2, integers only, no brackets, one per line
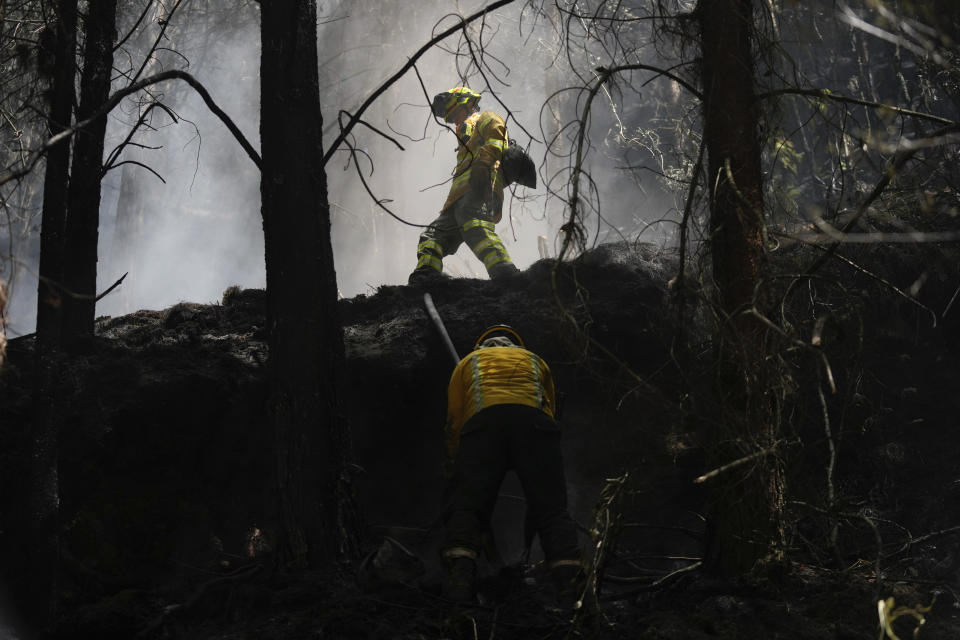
698,0,785,576
35,0,75,345
15,1,76,631
260,0,358,568
60,0,117,345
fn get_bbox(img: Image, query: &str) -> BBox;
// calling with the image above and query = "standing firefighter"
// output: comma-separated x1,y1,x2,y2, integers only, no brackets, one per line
408,87,520,284
441,325,586,608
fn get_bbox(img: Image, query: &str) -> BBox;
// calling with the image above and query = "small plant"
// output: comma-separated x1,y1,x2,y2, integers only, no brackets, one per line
877,596,934,640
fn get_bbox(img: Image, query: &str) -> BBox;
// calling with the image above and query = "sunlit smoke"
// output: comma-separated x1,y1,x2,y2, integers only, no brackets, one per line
5,0,681,334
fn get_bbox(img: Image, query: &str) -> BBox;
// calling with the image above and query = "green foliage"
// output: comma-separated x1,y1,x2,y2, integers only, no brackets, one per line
772,137,802,176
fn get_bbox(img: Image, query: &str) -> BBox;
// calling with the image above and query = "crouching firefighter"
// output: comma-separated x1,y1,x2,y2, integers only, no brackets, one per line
408,87,520,285
441,325,587,608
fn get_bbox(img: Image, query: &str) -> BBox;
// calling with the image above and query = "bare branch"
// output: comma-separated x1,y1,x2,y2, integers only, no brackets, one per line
336,110,404,152
95,272,128,302
104,160,166,183
344,141,428,229
801,121,960,278
103,100,178,172
759,87,956,127
321,0,521,167
0,69,260,187
114,0,155,52
130,0,186,84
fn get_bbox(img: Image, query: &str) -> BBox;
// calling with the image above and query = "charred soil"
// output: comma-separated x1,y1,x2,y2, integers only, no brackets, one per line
2,241,960,639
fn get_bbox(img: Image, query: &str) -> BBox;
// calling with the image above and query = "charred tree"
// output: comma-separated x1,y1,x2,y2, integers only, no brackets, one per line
36,0,76,346
0,279,5,365
61,0,117,346
260,0,358,568
698,0,785,577
10,0,78,631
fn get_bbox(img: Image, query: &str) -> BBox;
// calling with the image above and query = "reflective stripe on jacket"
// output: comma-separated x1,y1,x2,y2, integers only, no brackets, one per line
441,110,507,215
445,346,556,456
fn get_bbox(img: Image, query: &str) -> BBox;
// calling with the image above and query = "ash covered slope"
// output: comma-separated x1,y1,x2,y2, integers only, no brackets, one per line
0,242,682,591
4,239,960,638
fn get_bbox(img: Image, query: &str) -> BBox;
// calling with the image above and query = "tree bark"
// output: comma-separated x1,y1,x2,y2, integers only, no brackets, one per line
698,0,785,577
260,0,358,569
15,0,77,630
0,279,5,366
61,0,117,345
36,0,77,347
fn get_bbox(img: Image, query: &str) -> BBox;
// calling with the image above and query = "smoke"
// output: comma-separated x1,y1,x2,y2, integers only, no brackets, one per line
96,0,263,320
4,0,682,334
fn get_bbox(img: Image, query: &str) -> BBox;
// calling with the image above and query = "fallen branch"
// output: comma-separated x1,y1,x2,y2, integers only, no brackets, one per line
136,563,262,639
598,560,702,602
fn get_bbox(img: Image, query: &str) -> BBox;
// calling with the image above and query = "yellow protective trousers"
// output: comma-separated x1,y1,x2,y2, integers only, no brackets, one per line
414,191,514,277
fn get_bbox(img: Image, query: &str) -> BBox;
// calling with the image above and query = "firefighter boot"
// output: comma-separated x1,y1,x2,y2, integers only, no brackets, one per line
488,262,520,281
407,267,449,287
551,560,592,612
441,555,477,604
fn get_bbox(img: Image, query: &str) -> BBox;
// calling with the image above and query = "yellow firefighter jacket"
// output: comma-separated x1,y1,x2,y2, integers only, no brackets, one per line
441,110,508,220
445,345,556,457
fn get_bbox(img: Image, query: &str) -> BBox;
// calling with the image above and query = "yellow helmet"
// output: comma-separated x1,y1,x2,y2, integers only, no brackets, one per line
431,87,481,121
474,324,525,350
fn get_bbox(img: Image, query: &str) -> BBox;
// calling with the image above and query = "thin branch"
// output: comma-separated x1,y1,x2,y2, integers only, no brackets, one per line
883,525,960,560
337,110,405,152
800,121,960,278
778,229,960,244
693,442,782,484
321,0,520,167
345,141,428,228
789,237,940,327
104,160,165,183
0,69,260,188
103,100,178,171
114,0,155,52
37,271,128,302
595,62,702,101
759,88,956,126
130,0,186,84
95,272,128,302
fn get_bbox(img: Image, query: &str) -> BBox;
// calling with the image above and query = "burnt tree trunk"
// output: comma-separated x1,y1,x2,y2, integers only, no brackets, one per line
260,0,358,569
36,0,76,346
698,0,785,577
61,0,117,345
15,0,77,631
0,280,5,365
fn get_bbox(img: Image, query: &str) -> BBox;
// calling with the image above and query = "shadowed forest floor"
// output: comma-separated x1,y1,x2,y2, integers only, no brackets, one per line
3,241,960,639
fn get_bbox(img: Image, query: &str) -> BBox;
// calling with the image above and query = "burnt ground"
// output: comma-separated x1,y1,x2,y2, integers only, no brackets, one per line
2,240,960,639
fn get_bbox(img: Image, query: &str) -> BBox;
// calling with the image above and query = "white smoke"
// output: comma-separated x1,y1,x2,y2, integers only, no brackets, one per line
4,0,680,334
